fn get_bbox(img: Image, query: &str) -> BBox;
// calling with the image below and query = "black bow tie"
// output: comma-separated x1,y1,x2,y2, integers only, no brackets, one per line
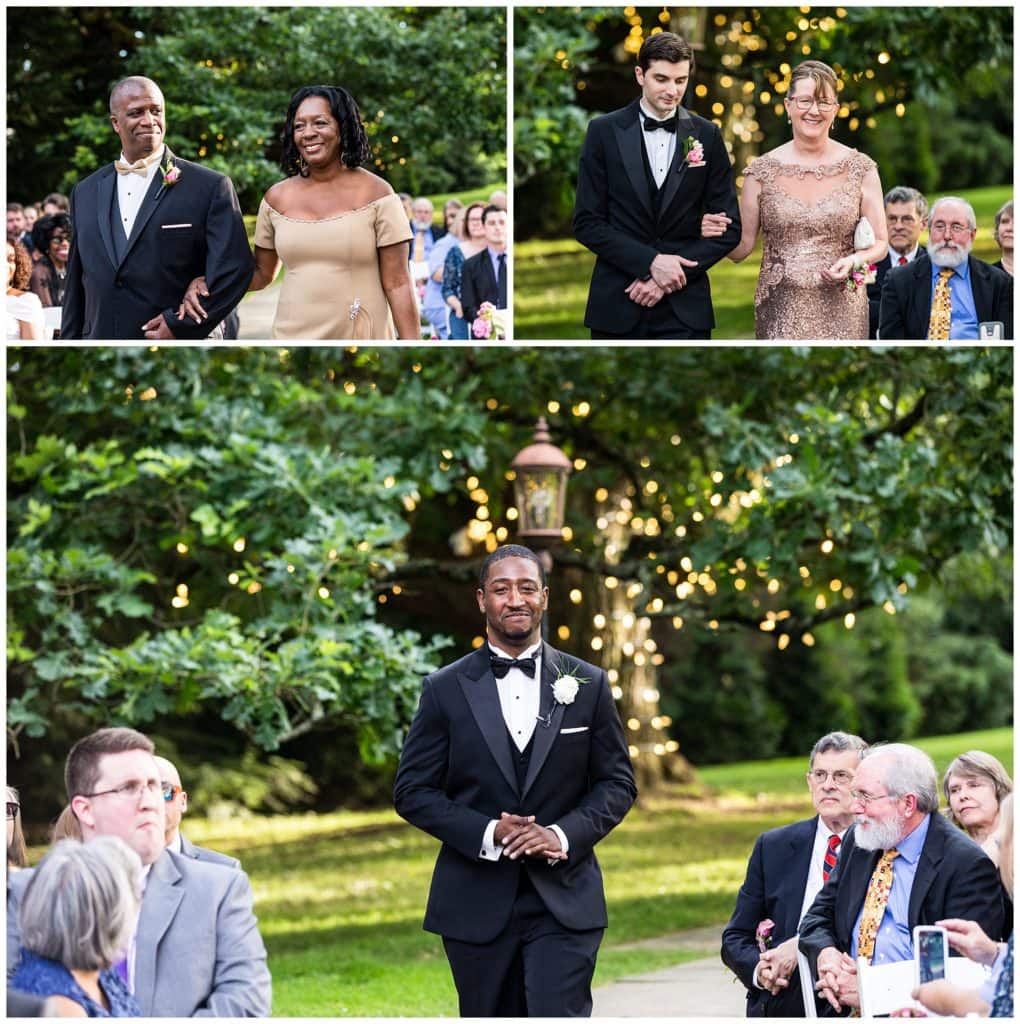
643,116,678,134
490,655,537,679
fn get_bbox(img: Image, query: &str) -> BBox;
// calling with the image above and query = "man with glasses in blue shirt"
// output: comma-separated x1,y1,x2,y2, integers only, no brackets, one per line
7,727,270,1017
799,743,1004,1014
879,196,1013,339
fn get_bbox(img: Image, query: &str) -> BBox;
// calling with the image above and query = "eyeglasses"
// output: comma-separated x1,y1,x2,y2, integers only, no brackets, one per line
788,97,838,112
850,790,897,806
6,801,19,820
808,769,854,786
82,779,162,802
161,782,181,801
929,221,972,236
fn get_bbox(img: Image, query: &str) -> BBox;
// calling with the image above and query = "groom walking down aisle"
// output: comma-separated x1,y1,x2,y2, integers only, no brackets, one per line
61,76,253,339
574,33,740,339
394,545,637,1017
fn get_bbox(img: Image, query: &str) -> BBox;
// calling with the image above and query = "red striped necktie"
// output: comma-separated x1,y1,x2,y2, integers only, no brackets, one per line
822,833,840,881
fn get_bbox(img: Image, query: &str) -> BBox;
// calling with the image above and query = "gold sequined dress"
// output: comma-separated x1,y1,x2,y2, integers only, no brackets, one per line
745,149,875,340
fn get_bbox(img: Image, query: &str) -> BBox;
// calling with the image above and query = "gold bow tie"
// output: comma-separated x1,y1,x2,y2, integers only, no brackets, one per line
115,153,160,176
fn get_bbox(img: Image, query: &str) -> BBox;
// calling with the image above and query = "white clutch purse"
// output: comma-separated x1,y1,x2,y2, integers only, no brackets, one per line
854,216,875,250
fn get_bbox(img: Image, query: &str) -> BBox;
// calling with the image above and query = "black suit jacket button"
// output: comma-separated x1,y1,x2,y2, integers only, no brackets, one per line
114,277,124,288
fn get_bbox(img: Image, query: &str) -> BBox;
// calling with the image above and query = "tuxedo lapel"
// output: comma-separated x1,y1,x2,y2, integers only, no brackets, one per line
781,817,816,935
121,148,172,267
458,651,519,796
657,107,695,217
521,643,566,800
95,167,119,270
614,102,653,221
135,850,184,1016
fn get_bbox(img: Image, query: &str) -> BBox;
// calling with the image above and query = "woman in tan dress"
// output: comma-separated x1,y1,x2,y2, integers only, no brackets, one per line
703,61,887,340
184,85,418,340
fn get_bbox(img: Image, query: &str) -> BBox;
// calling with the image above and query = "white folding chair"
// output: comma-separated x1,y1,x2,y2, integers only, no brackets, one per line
42,306,61,339
796,949,818,1018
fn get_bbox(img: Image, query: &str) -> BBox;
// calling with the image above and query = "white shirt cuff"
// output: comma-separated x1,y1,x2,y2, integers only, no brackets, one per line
752,960,766,990
546,823,570,866
480,819,503,861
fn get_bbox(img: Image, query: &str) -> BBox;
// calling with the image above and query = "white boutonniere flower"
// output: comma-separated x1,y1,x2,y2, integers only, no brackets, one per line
551,661,590,705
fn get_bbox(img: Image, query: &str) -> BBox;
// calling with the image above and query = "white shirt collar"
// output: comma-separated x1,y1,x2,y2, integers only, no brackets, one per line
488,641,542,661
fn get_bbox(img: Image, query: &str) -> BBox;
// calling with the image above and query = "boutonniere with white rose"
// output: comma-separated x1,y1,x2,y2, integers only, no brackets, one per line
683,135,706,169
551,661,590,706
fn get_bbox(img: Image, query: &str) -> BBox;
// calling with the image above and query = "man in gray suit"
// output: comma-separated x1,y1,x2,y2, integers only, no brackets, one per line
155,755,240,869
7,727,270,1017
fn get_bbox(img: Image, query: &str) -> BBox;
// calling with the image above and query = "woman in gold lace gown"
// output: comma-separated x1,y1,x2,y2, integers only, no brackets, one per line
703,61,887,340
181,85,418,340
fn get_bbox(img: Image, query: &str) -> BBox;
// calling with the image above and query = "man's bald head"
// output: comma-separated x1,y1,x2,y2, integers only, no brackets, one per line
154,754,187,845
109,76,163,114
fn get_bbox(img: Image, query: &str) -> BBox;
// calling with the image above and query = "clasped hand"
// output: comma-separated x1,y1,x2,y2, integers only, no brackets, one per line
757,937,798,995
814,946,859,1011
649,253,698,294
494,812,566,861
820,255,857,283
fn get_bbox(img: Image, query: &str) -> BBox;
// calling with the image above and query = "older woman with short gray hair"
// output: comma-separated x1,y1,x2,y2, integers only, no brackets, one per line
9,837,142,1016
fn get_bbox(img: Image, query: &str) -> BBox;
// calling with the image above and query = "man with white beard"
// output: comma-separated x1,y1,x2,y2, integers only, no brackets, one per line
879,196,1013,339
798,743,1004,1014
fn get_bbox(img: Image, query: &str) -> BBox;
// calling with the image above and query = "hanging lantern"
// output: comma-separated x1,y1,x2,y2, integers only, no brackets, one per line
510,417,571,542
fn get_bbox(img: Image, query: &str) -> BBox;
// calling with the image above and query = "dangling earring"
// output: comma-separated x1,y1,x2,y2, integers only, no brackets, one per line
298,155,308,176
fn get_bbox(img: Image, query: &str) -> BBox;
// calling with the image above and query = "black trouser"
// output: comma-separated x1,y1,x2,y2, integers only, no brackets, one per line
442,873,603,1017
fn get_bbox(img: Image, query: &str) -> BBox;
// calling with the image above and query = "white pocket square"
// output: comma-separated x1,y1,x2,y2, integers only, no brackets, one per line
560,726,589,734
161,223,193,229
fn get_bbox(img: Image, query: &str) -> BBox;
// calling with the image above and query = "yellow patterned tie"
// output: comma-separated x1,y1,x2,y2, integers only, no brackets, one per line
857,848,899,964
927,268,953,340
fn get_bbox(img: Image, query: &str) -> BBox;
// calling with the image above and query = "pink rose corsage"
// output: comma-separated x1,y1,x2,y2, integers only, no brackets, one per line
684,135,706,168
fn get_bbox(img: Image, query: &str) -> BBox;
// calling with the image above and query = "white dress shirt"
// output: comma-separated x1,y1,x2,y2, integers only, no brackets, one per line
116,146,165,240
479,642,569,862
639,101,677,189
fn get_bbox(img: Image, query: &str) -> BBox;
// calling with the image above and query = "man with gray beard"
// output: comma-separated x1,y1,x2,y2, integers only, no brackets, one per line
798,743,1004,1015
879,196,1012,339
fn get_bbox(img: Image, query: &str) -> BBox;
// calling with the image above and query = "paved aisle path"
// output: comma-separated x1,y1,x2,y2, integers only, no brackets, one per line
594,924,746,1018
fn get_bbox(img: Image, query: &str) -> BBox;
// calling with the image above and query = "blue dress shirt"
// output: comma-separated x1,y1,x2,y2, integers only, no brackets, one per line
929,259,979,340
851,813,932,964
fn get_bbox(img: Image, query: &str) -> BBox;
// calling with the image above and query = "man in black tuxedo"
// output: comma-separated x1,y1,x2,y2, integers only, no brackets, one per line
867,186,927,339
394,544,637,1017
61,76,253,340
461,205,508,325
799,743,1004,1015
880,196,1013,340
722,731,867,1017
573,32,740,339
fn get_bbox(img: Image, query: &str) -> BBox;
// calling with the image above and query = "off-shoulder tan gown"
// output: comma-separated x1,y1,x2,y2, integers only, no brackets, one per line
254,192,412,339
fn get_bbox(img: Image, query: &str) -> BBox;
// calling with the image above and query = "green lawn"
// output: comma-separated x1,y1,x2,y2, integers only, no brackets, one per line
515,184,1011,340
161,725,1014,1015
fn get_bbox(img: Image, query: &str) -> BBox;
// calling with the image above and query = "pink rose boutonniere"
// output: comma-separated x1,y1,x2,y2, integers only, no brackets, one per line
755,918,775,954
155,158,181,200
683,135,706,168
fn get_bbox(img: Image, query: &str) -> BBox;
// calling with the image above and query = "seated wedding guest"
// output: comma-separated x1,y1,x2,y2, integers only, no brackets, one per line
488,189,507,211
154,755,239,869
992,200,1012,276
50,805,83,845
913,794,1014,1018
397,192,413,221
7,202,29,245
23,204,39,238
799,743,1004,1014
868,186,927,338
29,213,72,312
422,199,464,338
442,200,487,339
8,786,27,870
461,204,508,327
7,727,272,1016
7,238,45,339
41,193,71,216
9,836,142,1017
880,196,1013,339
943,750,1013,865
722,731,867,1016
